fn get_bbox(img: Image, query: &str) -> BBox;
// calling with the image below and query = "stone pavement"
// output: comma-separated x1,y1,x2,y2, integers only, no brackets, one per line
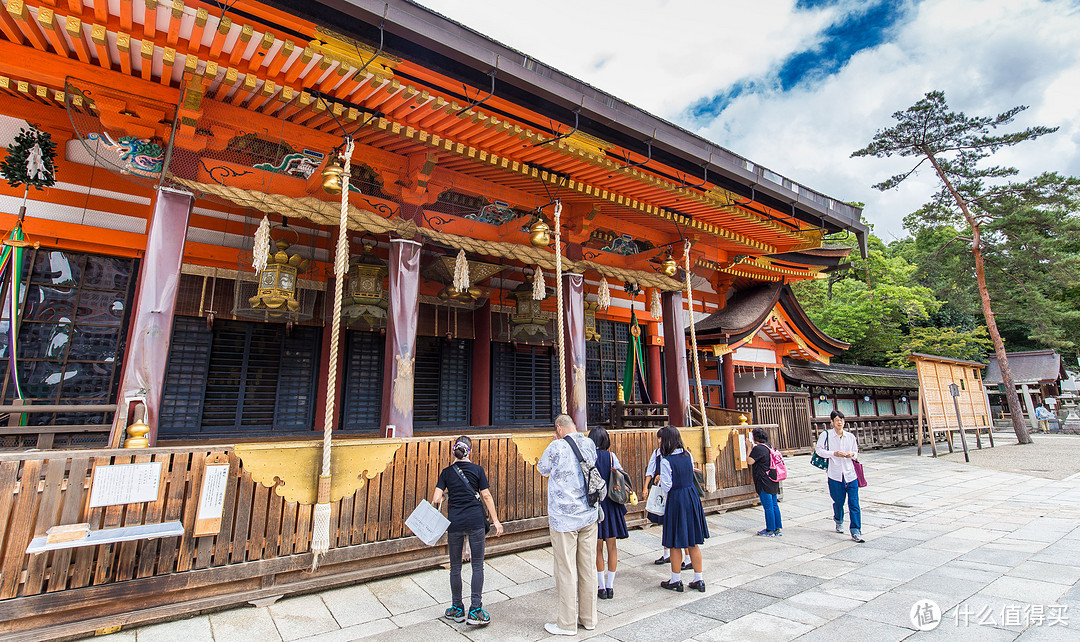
96,434,1080,642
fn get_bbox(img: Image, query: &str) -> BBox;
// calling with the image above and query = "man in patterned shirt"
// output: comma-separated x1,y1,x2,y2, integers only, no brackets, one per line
536,414,599,636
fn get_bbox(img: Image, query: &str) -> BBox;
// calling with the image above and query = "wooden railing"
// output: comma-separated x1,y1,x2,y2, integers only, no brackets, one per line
609,402,668,430
0,427,761,641
0,403,117,450
734,392,814,453
810,415,921,449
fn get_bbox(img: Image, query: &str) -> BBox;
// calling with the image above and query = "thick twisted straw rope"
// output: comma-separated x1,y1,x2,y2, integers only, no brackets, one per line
554,201,567,415
684,240,711,457
170,177,683,291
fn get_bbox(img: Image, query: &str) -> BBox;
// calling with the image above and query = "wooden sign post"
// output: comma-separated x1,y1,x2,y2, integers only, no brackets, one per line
194,453,230,537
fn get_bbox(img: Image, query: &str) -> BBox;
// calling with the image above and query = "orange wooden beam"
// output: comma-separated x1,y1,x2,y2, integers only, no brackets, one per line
166,0,182,47
90,23,110,68
8,0,49,51
0,2,23,44
119,0,132,32
142,0,157,39
208,15,230,59
187,6,207,53
228,23,252,67
64,15,91,63
0,212,145,256
93,0,107,22
265,38,293,78
116,31,132,75
139,38,154,81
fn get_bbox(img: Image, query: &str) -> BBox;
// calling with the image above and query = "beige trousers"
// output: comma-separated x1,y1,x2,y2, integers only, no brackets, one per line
549,521,599,631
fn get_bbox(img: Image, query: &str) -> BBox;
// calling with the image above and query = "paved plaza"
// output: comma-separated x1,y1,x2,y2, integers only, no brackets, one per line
97,434,1080,641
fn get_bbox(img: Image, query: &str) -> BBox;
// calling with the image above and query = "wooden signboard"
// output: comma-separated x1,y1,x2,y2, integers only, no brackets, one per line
194,453,231,537
910,353,995,456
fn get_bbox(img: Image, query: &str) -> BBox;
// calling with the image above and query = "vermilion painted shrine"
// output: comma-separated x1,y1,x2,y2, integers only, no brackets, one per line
0,1,887,638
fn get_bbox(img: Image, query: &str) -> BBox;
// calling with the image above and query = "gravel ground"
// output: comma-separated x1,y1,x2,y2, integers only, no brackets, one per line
937,432,1080,479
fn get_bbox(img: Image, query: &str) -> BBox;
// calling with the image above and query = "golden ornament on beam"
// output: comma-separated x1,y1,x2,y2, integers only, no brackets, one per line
660,253,679,278
321,155,345,195
529,218,551,247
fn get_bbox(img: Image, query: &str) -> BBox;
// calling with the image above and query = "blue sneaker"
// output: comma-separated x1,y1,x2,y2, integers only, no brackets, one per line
467,607,490,626
445,606,465,623
756,529,774,537
774,529,783,537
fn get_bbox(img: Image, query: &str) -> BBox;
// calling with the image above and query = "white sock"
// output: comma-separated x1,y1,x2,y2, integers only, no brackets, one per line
598,571,605,588
606,570,616,589
670,571,681,583
694,572,703,582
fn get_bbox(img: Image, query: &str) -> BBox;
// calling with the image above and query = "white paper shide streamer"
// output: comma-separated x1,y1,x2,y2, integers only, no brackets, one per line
650,288,662,319
452,249,469,293
252,215,271,274
532,266,546,300
26,143,48,182
597,279,611,310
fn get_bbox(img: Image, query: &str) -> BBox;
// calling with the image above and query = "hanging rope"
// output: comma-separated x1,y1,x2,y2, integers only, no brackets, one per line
311,138,355,571
684,240,712,471
554,201,567,415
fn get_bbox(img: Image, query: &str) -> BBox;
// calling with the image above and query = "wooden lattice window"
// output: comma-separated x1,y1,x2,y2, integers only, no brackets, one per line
492,342,556,425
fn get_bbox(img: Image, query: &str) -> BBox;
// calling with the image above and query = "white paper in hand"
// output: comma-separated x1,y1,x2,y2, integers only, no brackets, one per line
406,499,450,546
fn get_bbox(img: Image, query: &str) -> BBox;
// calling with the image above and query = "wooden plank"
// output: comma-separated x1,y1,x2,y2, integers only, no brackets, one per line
156,452,190,575
0,459,42,597
387,450,404,540
69,456,111,589
336,491,353,550
46,456,90,593
400,443,416,542
114,454,154,583
280,498,298,555
294,503,311,554
349,480,365,547
93,454,135,586
135,453,170,579
246,482,270,562
22,456,68,595
176,451,207,572
364,467,381,544
264,488,284,559
229,472,254,564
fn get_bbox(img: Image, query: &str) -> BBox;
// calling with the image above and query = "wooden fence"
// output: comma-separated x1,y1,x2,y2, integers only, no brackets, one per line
0,427,759,640
810,415,921,449
734,392,814,453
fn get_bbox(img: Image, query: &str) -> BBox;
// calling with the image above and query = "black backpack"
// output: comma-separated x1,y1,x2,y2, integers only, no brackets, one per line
563,435,607,509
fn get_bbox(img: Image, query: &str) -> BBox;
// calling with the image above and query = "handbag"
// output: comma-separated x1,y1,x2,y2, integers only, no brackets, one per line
605,452,634,505
693,469,706,498
452,463,491,534
810,433,830,471
853,460,867,488
645,483,667,515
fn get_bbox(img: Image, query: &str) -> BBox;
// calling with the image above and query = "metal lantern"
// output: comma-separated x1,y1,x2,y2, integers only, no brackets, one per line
584,301,601,342
249,238,309,315
342,242,388,325
529,218,551,247
511,280,549,341
660,252,678,278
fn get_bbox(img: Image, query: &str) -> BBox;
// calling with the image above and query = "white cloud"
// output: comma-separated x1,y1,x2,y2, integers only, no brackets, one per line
416,0,1080,240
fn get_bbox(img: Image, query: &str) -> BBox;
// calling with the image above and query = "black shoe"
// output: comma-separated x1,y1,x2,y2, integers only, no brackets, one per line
681,560,692,570
660,580,684,592
654,555,670,565
852,534,865,543
687,579,705,593
598,588,607,600
606,588,613,599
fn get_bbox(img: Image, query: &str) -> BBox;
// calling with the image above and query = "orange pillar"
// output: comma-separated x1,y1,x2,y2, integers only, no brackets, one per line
722,350,736,409
647,340,663,404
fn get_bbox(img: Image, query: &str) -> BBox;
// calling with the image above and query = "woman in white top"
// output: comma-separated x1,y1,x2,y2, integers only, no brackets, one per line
815,410,864,543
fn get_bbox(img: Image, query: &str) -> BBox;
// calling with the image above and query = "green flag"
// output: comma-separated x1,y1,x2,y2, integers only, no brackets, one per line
622,310,647,403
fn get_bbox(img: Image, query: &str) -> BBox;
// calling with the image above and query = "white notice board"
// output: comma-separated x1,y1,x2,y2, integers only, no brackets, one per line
89,462,163,508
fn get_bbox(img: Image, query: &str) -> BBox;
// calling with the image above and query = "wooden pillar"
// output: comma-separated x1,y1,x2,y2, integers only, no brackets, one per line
662,290,690,427
471,300,491,426
562,272,587,431
1020,383,1039,435
721,350,736,409
380,239,421,437
109,188,193,446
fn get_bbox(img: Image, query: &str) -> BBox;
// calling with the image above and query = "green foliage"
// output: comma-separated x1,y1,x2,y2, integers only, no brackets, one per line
0,127,57,190
886,326,991,368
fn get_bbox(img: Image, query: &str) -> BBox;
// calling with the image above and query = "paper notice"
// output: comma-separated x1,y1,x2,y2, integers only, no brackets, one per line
89,462,163,508
405,499,451,546
738,431,748,464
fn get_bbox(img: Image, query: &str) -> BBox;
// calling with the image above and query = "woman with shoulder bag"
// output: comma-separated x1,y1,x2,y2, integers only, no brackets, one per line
589,427,628,599
432,436,504,627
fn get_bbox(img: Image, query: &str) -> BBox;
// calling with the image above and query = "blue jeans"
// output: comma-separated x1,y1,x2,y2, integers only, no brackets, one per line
448,527,486,610
759,492,782,532
828,478,861,534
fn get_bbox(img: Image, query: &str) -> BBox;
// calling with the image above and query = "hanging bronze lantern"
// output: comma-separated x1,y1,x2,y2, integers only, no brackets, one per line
584,301,601,342
342,242,388,324
249,237,309,315
529,218,551,247
660,252,679,278
510,280,549,341
322,155,345,195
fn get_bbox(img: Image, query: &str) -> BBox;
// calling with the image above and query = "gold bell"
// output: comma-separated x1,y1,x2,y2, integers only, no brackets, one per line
660,253,679,278
322,156,344,195
123,417,151,448
529,218,551,247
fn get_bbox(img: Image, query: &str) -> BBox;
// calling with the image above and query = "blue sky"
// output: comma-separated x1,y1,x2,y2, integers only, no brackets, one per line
417,0,1080,241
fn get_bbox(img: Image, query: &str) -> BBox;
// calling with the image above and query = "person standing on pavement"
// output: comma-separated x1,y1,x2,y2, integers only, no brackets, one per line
657,425,709,593
536,414,600,636
432,436,504,627
816,410,864,543
589,426,627,600
1035,404,1052,433
746,427,782,537
645,432,691,569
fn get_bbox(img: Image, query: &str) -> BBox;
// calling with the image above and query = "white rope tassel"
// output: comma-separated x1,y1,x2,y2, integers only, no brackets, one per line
597,278,611,310
252,215,271,274
452,249,469,293
554,201,567,415
650,288,662,319
312,138,355,571
684,240,716,491
532,266,546,300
